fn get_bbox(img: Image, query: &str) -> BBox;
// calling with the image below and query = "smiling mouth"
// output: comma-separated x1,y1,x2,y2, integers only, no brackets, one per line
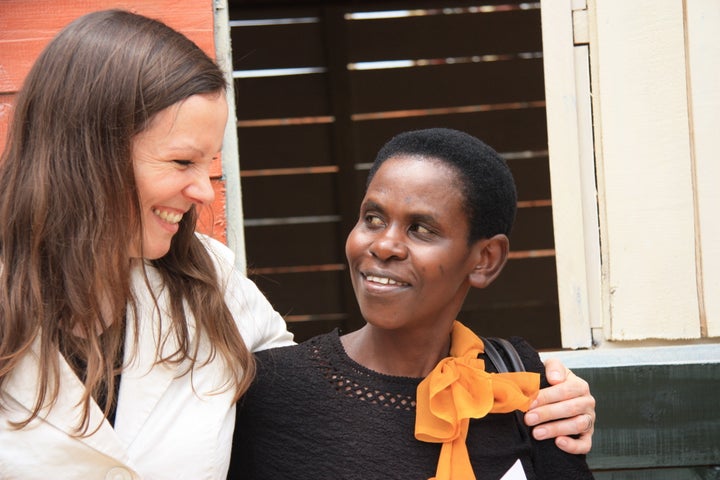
364,274,409,286
153,208,183,224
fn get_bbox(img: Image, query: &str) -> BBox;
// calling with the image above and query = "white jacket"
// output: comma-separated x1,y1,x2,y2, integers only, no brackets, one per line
0,236,294,479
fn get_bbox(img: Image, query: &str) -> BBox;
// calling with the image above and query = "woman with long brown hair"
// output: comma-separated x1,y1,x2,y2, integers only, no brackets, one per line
0,10,292,479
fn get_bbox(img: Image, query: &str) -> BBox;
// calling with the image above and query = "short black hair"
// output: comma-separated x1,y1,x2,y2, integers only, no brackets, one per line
367,128,517,243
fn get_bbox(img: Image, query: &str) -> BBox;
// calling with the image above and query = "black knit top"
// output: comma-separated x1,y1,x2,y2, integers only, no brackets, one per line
230,330,593,480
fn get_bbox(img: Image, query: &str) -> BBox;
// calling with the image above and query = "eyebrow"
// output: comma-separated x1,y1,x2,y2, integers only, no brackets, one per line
166,143,223,157
361,200,384,213
408,213,437,225
362,199,438,225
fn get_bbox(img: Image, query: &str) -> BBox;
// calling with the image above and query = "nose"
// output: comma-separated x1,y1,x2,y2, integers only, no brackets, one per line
184,172,215,205
369,225,408,261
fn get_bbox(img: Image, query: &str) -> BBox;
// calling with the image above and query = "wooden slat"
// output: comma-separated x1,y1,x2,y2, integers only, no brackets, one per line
510,157,551,201
464,256,559,310
230,20,325,71
240,172,337,218
593,0,699,339
230,0,529,8
346,8,542,62
234,73,330,119
350,108,549,164
244,222,342,267
511,206,555,251
249,270,346,316
237,123,334,169
0,0,216,94
229,4,321,21
350,59,545,114
478,108,548,154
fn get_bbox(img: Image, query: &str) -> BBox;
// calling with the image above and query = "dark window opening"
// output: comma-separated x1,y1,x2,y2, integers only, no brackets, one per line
229,0,561,349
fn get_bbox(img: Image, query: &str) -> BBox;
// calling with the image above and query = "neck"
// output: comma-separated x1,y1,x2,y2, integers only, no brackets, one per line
340,324,452,378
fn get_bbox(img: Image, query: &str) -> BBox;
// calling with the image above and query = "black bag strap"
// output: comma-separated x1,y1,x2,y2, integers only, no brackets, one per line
481,336,531,439
481,337,526,373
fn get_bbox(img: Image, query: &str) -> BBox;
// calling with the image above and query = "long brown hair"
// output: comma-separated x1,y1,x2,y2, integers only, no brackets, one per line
0,9,254,434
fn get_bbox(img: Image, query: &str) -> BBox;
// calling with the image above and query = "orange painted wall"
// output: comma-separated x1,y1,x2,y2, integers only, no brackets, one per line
0,0,227,243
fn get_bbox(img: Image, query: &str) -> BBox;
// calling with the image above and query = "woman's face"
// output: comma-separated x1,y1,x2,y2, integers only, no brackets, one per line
131,92,228,259
345,155,481,333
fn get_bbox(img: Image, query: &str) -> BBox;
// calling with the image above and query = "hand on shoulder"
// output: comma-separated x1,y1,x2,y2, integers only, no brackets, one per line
524,358,595,454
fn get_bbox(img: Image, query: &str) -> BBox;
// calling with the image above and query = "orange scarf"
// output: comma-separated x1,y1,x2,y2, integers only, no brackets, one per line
415,321,540,480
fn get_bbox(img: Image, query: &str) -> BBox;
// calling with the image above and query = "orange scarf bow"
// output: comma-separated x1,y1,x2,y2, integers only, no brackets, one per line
415,321,540,480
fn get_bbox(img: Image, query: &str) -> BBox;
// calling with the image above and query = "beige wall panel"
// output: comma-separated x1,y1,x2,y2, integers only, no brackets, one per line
593,0,700,339
541,0,593,348
686,0,720,337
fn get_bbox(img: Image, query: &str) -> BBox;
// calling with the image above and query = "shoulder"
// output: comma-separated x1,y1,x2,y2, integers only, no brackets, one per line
255,342,301,368
195,233,235,270
192,233,257,305
256,330,337,366
485,336,546,380
193,233,239,289
252,331,339,383
246,332,338,402
194,233,295,351
508,336,548,387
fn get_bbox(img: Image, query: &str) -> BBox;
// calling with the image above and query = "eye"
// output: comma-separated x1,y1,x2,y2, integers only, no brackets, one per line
409,223,434,236
173,160,193,167
364,214,384,227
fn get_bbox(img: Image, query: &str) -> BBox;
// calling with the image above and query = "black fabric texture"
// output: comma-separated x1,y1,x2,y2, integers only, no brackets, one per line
230,330,593,480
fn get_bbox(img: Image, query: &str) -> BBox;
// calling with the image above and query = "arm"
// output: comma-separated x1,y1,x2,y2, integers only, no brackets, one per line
524,358,595,454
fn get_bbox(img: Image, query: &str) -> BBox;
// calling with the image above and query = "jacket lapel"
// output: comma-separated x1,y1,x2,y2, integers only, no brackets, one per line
2,336,132,463
112,264,182,446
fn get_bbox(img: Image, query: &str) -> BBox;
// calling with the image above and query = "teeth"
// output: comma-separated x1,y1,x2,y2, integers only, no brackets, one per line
366,275,406,286
153,209,183,224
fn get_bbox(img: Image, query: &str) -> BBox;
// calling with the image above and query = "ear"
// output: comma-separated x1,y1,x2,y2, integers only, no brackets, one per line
468,234,509,289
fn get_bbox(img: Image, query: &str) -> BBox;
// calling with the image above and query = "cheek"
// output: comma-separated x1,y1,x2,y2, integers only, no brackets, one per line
132,167,151,204
134,180,148,205
345,232,356,262
345,227,364,262
133,185,155,215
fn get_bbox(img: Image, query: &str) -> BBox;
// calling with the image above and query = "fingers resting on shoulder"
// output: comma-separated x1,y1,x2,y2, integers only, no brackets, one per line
523,357,596,454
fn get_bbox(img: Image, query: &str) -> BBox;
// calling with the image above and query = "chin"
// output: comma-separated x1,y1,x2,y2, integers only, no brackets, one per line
142,243,172,260
359,308,405,330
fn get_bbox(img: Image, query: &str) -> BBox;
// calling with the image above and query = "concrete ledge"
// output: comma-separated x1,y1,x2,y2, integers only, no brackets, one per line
539,343,720,368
